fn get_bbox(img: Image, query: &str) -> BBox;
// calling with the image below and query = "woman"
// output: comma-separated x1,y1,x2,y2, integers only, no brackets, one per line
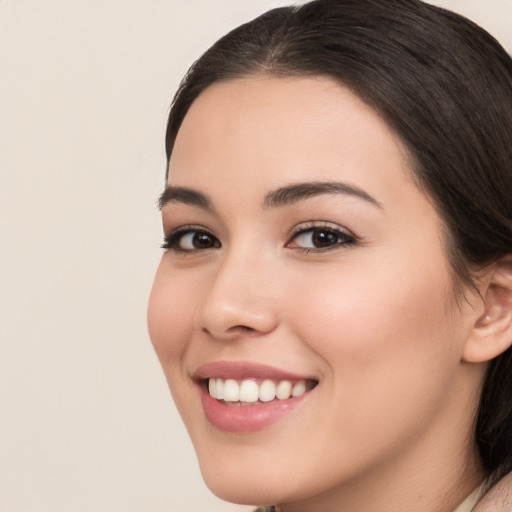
148,0,512,510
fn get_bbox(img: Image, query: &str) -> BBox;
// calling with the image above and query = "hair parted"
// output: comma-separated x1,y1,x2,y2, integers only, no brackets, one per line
165,0,512,484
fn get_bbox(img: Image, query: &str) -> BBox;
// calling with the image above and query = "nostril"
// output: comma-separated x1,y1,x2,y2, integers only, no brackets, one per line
228,325,255,333
224,325,264,338
202,324,257,337
198,300,278,339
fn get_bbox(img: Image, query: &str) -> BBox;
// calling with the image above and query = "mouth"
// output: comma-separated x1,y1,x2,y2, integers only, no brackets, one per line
207,377,318,405
193,361,319,432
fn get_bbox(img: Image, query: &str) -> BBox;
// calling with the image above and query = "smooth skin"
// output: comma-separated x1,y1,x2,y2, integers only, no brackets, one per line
148,76,508,511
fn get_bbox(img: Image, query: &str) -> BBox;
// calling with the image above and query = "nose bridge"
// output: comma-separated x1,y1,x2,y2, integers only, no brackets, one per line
197,240,278,338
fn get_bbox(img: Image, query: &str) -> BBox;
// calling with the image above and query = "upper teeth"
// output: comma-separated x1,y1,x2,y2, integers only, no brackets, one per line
208,378,308,403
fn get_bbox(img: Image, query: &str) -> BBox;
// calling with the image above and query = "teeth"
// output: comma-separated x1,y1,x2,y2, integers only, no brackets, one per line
292,380,306,397
208,377,312,403
240,379,259,402
208,378,216,397
276,380,292,400
223,379,239,402
215,378,224,400
209,378,224,400
259,379,276,402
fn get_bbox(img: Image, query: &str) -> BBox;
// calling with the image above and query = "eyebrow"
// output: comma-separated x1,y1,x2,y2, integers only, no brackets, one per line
158,186,213,211
158,180,382,212
263,181,383,209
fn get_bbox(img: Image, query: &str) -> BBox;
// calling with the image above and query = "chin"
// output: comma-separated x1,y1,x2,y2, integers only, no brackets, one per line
192,441,288,505
195,443,330,508
202,469,294,508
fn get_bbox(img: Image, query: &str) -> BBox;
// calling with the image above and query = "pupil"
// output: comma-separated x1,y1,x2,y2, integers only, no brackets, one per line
313,230,338,247
194,233,213,248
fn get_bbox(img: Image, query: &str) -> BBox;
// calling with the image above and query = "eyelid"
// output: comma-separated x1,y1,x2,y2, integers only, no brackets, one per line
286,221,357,252
288,220,356,239
161,224,220,253
161,221,357,254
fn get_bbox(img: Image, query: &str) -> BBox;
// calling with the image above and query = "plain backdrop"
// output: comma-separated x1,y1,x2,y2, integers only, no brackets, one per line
1,1,511,511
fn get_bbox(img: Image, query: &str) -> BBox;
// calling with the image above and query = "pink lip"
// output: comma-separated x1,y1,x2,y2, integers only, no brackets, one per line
193,360,314,381
193,361,317,433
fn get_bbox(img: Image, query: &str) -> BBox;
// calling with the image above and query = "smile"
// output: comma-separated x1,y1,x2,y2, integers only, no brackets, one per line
208,377,316,404
194,362,319,432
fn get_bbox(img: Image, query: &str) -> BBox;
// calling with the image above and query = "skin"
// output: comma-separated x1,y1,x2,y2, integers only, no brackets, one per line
148,76,488,511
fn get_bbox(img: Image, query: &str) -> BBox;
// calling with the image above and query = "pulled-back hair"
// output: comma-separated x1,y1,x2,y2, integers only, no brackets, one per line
165,0,512,484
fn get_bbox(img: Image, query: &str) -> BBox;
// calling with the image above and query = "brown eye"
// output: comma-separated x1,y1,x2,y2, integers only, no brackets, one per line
290,227,355,251
162,229,221,252
310,230,341,247
182,232,217,250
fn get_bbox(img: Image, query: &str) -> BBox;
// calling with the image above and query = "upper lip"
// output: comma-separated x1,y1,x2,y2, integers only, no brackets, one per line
193,361,317,382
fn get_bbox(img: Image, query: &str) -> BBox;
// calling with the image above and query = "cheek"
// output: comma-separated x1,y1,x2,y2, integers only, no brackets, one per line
285,250,461,424
147,260,197,368
290,251,451,340
147,260,206,429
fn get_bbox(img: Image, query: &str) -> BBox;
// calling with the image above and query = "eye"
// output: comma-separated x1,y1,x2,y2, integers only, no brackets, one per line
288,224,355,252
162,226,221,253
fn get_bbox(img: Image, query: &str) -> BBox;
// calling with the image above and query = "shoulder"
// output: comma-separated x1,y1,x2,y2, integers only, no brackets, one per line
252,478,512,512
473,472,512,512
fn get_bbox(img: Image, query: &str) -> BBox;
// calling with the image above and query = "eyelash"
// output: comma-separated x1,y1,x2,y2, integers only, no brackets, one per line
287,222,356,254
161,225,220,253
161,222,357,254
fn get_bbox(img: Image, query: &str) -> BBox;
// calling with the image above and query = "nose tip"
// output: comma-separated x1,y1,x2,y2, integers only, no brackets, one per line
199,299,278,341
196,257,279,341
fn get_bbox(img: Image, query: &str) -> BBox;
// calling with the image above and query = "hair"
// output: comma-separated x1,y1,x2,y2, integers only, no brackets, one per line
164,0,512,485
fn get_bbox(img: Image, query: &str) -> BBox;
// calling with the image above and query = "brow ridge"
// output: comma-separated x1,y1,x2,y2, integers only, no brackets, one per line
158,186,212,211
263,181,382,209
159,181,381,212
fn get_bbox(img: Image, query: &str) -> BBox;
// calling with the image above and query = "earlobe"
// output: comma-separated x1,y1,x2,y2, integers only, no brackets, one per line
462,257,512,363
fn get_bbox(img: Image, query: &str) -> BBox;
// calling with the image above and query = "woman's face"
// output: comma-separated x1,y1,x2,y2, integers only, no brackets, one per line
148,77,480,508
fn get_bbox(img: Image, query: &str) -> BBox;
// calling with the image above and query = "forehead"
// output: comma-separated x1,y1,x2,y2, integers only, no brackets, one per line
168,76,416,209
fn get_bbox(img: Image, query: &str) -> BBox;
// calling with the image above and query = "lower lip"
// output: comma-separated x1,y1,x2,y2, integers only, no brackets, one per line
200,385,309,433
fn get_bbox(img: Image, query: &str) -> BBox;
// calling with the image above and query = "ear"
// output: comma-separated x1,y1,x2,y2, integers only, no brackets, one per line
463,256,512,363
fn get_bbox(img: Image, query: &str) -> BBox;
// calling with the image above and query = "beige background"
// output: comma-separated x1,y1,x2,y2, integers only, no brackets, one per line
1,1,510,511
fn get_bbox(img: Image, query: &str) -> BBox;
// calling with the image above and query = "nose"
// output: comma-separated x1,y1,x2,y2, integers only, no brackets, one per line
196,250,279,341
